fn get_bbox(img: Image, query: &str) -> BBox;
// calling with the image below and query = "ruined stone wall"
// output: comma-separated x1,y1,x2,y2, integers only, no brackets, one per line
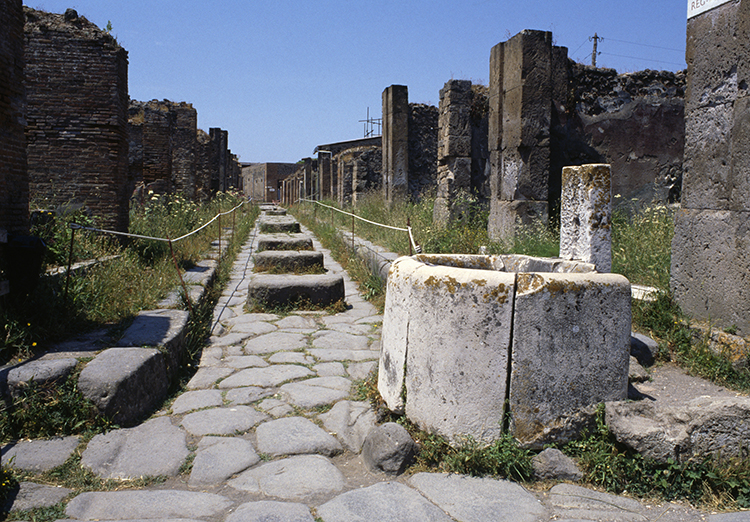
350,147,382,204
0,0,28,236
24,7,129,231
172,104,197,199
195,129,212,201
408,103,438,198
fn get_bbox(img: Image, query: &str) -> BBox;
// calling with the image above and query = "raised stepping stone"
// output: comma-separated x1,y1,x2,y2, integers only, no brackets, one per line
259,216,301,234
66,490,231,520
6,358,77,398
228,455,344,501
171,389,224,414
319,400,377,453
256,234,313,252
255,417,342,457
186,367,233,390
244,332,307,354
279,376,352,409
115,309,190,374
181,406,268,436
2,436,79,472
218,365,313,389
226,501,314,522
4,482,72,512
275,315,319,331
312,330,369,351
268,352,314,365
263,208,287,216
409,472,547,522
225,355,269,369
253,251,323,272
247,273,345,308
316,481,452,522
189,436,260,487
226,386,274,405
257,398,293,417
313,362,346,377
81,417,188,479
78,347,168,426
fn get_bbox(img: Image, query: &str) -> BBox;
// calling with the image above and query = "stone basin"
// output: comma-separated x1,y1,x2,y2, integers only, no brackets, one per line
378,253,631,448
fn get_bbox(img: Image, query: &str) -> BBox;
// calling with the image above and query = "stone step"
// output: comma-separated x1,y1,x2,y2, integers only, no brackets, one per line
258,216,301,234
256,233,313,251
247,273,345,309
252,250,324,272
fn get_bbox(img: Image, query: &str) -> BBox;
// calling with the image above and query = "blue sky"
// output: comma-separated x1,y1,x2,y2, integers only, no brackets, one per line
26,1,689,163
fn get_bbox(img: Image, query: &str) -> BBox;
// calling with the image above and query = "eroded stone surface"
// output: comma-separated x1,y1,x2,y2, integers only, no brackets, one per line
180,406,268,436
255,417,342,457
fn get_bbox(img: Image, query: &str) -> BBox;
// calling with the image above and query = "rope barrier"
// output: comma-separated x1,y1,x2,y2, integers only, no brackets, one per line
298,198,421,254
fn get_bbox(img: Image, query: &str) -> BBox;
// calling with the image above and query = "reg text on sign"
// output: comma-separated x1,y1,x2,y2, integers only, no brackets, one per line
688,0,733,19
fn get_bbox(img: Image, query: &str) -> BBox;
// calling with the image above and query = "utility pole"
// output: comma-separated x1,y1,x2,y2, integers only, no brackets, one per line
590,33,601,67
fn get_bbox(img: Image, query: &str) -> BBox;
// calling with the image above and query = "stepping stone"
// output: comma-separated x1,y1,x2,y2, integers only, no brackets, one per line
226,501,314,522
6,358,77,398
187,367,234,390
181,406,268,436
228,455,344,501
319,400,377,453
115,309,189,370
171,389,224,415
275,315,319,331
314,362,346,377
312,331,369,351
2,436,79,472
253,251,323,272
268,352,314,364
347,361,377,380
244,332,308,354
257,398,293,417
225,355,269,369
258,217,301,233
189,436,260,487
279,376,351,409
262,208,287,216
247,273,345,309
218,365,313,389
308,348,378,362
78,347,168,427
66,490,231,520
255,417,342,457
81,417,188,479
316,481,452,522
256,234,313,252
226,386,275,405
409,472,546,522
3,482,72,512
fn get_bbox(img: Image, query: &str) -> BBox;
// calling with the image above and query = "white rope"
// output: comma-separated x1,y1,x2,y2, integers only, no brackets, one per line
70,201,246,243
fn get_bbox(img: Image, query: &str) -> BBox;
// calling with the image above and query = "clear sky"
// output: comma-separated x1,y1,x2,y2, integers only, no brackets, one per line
25,1,688,164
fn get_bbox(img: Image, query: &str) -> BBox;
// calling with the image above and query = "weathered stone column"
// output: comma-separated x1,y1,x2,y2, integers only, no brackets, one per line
319,152,331,199
172,103,197,199
434,80,472,226
488,30,553,240
559,164,612,273
671,0,750,335
382,85,409,203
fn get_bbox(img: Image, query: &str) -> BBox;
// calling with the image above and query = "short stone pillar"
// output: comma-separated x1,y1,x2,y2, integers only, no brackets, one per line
434,80,472,226
559,164,612,273
382,85,409,203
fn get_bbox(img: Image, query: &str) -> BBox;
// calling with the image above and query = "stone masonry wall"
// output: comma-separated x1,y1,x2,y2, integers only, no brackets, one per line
24,7,129,232
195,129,212,201
0,0,28,236
408,103,438,198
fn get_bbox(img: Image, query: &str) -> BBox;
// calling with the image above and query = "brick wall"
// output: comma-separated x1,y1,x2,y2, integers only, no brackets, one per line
24,7,129,231
0,0,28,235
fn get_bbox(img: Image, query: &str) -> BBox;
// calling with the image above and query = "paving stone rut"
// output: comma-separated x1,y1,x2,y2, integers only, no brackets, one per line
2,217,744,521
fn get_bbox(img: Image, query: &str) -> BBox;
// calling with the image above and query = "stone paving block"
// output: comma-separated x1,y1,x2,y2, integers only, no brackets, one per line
218,365,313,389
279,376,351,409
244,332,307,354
312,330,369,351
226,321,277,337
228,455,344,501
6,358,77,398
171,389,224,415
65,490,232,520
2,436,79,473
326,322,372,336
256,233,313,252
3,482,72,513
253,250,323,272
78,347,168,427
209,332,258,348
275,315,319,330
268,352,314,365
347,361,376,380
308,349,378,362
316,481,453,522
247,273,345,309
189,437,260,488
81,417,188,479
186,367,233,390
115,309,190,374
255,417,342,457
409,472,546,522
225,355,269,369
313,362,346,377
226,501,314,522
180,406,268,436
225,313,279,326
225,386,275,405
257,398,293,417
319,400,377,453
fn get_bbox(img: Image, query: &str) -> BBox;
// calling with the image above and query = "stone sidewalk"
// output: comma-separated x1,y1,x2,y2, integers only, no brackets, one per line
2,221,747,522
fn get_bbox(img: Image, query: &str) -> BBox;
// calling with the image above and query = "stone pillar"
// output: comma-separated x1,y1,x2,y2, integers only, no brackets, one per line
671,0,750,335
319,152,332,199
488,30,553,240
434,80,473,226
382,85,409,203
559,164,612,273
0,0,28,237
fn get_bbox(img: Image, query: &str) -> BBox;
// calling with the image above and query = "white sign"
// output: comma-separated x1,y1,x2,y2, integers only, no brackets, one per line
688,0,733,18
